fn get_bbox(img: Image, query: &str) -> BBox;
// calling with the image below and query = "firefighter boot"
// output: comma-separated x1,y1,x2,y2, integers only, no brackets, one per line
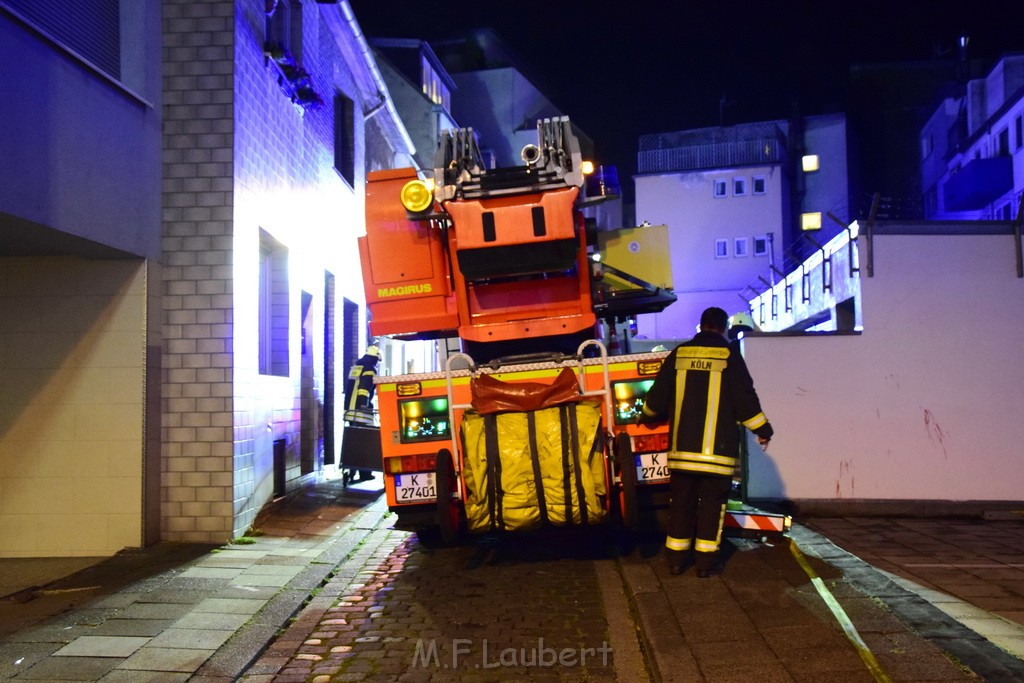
664,549,690,576
695,551,723,578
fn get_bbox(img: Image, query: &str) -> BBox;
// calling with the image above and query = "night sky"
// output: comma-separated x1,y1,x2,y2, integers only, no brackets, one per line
350,0,1023,180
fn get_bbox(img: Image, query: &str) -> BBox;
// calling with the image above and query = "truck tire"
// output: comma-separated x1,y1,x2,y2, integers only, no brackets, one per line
436,448,463,545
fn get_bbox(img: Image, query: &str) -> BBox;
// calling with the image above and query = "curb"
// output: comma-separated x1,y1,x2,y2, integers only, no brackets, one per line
195,498,393,681
791,524,1024,681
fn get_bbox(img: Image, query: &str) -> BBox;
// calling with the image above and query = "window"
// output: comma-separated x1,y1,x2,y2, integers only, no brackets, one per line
334,92,355,186
921,133,933,160
998,128,1010,156
421,55,451,111
714,179,727,197
801,154,819,172
999,203,1012,220
752,176,766,195
259,230,290,377
801,212,822,231
734,238,749,257
5,0,121,79
1016,115,1023,150
753,235,769,257
266,0,303,65
925,187,937,218
479,148,498,170
714,239,728,258
733,178,746,196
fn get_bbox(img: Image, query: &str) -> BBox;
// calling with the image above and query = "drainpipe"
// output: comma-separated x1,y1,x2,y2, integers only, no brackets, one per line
336,1,417,158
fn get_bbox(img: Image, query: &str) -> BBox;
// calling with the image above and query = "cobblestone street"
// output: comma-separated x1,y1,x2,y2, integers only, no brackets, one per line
241,528,626,682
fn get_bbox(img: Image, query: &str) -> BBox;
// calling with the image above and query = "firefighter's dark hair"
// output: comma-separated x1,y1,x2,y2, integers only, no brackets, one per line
699,307,729,332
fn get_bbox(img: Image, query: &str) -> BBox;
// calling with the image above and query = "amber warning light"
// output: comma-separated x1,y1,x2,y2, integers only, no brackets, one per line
637,360,663,376
400,178,434,213
396,383,422,397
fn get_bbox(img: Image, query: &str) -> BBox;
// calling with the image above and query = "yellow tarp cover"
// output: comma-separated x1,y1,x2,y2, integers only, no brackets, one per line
460,402,607,533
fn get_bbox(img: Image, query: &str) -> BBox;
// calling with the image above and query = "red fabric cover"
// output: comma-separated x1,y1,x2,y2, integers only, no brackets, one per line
470,367,581,414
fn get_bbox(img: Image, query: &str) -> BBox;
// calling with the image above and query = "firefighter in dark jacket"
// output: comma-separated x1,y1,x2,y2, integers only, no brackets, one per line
343,344,380,481
345,345,380,421
639,307,774,577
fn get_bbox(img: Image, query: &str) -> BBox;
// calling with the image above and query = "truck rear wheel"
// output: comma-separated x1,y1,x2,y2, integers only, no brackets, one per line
436,448,463,545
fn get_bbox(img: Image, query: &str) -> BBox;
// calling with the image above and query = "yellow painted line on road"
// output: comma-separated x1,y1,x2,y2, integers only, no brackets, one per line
789,540,893,683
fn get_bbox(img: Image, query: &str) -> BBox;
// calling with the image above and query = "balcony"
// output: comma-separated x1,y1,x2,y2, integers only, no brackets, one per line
943,156,1012,212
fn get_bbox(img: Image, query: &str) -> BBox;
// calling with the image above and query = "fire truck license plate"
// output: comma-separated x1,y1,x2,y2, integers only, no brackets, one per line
394,473,437,503
635,453,670,484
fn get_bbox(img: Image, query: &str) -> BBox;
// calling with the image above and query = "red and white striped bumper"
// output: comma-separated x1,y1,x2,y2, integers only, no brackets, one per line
724,509,791,536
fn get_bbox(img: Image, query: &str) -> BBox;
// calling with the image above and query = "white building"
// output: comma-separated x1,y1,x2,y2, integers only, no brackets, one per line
634,115,848,339
921,54,1024,220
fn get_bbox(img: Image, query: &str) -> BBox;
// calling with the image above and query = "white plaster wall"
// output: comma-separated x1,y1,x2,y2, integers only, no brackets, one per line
162,0,380,542
0,258,146,557
742,232,1024,502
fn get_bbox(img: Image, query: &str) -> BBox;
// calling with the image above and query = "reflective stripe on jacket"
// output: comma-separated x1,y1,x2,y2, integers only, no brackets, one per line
344,356,378,412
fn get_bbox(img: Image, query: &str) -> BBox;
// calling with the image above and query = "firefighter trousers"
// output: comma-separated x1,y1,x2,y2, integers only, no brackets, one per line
665,472,731,559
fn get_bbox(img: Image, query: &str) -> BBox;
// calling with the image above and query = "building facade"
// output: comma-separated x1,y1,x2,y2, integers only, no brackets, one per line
160,0,414,544
0,1,163,557
633,114,848,339
921,54,1024,221
431,29,594,170
370,38,459,174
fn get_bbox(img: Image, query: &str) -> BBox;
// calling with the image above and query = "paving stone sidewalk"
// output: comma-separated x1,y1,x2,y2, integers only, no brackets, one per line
0,480,388,682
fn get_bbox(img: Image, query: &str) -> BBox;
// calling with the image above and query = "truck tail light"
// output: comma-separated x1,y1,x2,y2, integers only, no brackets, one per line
384,452,439,475
632,432,669,453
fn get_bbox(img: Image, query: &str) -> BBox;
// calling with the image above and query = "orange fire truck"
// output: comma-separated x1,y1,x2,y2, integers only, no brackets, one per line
354,117,789,544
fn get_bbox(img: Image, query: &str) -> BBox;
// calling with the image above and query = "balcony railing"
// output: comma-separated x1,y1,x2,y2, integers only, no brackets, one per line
638,138,783,174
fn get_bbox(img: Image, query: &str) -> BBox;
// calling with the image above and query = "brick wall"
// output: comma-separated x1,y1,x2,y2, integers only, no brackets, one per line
162,0,371,542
